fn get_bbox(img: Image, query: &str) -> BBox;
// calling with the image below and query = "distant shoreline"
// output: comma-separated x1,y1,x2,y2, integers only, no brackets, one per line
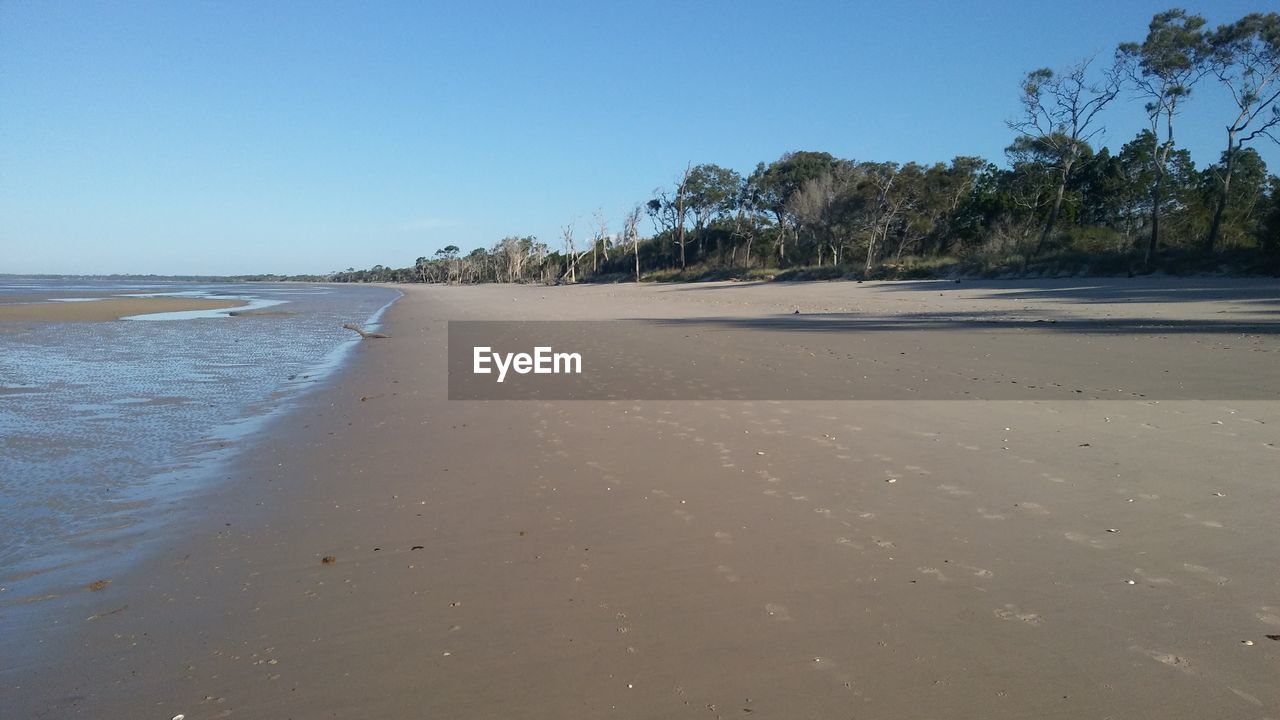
0,296,248,322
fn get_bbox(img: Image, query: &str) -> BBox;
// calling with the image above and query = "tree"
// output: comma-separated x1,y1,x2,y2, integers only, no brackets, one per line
1259,175,1280,253
495,236,535,283
560,223,580,283
1203,12,1280,251
1197,148,1270,247
750,152,840,264
646,164,694,269
434,245,461,283
1009,56,1122,255
589,209,609,274
731,171,764,268
685,163,743,261
856,162,901,272
1119,9,1210,266
623,205,643,282
786,162,857,265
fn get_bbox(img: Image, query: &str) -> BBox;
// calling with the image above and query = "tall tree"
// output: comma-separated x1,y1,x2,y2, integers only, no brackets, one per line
685,163,743,261
856,162,901,272
1119,9,1210,266
786,162,857,265
647,164,694,268
1203,12,1280,251
1009,56,1122,255
750,152,840,264
561,223,578,283
589,209,610,274
623,206,643,282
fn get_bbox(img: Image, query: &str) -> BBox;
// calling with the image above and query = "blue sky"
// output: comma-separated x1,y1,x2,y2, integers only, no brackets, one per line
2,0,1277,275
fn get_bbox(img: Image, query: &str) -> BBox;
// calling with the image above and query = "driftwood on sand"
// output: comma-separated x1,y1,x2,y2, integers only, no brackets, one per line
342,323,389,339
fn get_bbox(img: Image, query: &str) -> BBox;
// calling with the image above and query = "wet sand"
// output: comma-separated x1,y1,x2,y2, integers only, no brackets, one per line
4,278,1279,719
0,297,248,322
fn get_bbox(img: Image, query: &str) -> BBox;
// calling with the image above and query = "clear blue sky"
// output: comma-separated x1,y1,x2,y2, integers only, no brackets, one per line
2,0,1276,275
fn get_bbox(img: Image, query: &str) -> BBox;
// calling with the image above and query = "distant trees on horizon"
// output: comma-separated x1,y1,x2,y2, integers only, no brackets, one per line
331,9,1280,285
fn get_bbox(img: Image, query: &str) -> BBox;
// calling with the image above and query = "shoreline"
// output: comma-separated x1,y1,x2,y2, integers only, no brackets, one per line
0,285,402,674
0,296,249,322
5,278,1280,718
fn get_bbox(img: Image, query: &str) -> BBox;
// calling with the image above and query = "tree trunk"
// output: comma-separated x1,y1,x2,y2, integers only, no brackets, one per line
774,212,787,265
1146,116,1175,270
1037,174,1068,256
1145,173,1161,269
1206,137,1237,253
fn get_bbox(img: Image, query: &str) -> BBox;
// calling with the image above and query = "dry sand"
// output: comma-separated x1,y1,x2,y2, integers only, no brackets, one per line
0,297,248,322
4,277,1279,719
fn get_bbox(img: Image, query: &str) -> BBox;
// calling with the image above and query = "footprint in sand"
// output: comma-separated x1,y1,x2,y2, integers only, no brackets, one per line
1256,607,1280,627
714,531,733,544
1129,646,1193,674
1183,563,1230,586
961,565,994,579
917,567,949,582
977,508,1006,520
1015,502,1050,516
1132,568,1174,585
994,604,1042,625
938,484,972,496
1064,531,1109,549
871,537,896,549
835,536,865,550
765,603,792,621
715,565,739,583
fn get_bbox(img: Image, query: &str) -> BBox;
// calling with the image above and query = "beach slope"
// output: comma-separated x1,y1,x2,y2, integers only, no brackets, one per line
6,278,1280,719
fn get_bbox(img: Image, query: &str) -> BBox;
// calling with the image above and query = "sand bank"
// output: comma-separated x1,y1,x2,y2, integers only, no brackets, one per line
4,277,1279,719
0,296,248,322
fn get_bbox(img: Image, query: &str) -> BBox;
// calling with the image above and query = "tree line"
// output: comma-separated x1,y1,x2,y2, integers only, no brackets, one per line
331,9,1280,285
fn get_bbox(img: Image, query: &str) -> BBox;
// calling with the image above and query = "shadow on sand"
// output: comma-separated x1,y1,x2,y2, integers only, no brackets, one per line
654,310,1280,336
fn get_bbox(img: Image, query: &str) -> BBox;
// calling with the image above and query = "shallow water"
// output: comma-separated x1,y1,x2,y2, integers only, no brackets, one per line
0,280,399,616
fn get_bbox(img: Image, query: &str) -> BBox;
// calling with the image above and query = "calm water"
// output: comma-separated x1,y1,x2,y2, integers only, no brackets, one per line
0,280,399,625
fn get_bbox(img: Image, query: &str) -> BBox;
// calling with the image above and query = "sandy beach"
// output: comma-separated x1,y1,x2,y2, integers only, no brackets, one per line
4,277,1279,719
0,297,248,322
